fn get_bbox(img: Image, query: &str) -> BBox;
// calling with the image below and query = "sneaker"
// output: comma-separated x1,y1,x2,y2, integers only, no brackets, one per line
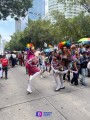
74,83,78,85
40,75,43,78
80,79,83,83
81,83,87,86
27,89,32,94
60,87,65,89
54,87,61,92
70,83,74,86
30,75,33,81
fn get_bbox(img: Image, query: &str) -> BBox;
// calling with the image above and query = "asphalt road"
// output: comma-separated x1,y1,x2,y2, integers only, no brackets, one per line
0,66,90,120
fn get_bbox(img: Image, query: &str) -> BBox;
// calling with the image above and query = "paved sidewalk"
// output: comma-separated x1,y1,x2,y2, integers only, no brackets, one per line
0,66,90,120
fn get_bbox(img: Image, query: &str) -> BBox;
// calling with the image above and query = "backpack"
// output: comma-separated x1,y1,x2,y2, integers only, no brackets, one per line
1,58,8,67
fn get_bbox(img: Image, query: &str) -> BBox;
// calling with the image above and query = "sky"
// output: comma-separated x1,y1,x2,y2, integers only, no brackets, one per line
0,0,47,42
29,0,45,20
0,17,15,41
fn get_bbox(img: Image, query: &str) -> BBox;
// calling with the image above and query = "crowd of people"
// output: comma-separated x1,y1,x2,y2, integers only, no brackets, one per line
25,43,90,93
0,43,90,94
0,51,26,79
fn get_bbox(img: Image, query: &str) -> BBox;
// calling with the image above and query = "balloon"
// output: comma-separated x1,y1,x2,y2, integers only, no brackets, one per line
44,49,50,52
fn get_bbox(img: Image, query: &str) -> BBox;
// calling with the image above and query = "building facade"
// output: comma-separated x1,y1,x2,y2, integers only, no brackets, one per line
0,39,6,55
43,0,87,22
15,19,21,32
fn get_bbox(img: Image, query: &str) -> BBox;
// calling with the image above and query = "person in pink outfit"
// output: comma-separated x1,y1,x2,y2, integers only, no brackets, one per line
26,44,41,93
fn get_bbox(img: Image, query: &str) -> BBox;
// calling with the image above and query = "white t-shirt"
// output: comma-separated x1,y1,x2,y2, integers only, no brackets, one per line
6,54,11,59
11,54,16,59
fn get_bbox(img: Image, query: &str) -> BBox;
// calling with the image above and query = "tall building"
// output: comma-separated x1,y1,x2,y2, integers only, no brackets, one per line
28,0,45,20
21,0,45,31
43,0,88,22
15,19,21,32
0,39,6,54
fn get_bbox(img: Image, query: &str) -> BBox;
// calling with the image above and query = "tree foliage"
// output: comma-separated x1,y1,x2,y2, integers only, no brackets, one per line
0,0,33,20
5,12,90,51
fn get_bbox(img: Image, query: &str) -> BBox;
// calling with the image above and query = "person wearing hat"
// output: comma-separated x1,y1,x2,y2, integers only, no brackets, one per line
61,46,71,82
80,51,88,86
26,44,41,93
51,52,65,91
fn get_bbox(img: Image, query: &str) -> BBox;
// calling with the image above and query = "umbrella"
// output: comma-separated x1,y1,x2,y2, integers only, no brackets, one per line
78,38,90,42
82,41,90,44
44,48,50,52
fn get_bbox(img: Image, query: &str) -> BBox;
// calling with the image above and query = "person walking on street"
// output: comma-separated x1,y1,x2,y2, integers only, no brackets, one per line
80,51,88,86
26,44,41,94
11,52,16,67
1,55,8,79
21,51,25,66
0,59,2,78
71,53,80,85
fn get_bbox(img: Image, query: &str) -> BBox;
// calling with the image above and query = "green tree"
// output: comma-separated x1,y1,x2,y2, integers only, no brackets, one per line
0,0,33,20
51,10,90,42
5,42,10,51
6,11,90,51
20,19,54,48
5,19,55,50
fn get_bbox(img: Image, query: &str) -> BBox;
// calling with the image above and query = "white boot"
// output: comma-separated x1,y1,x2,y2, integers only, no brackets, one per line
59,74,65,89
27,80,32,93
54,73,58,86
55,75,61,91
